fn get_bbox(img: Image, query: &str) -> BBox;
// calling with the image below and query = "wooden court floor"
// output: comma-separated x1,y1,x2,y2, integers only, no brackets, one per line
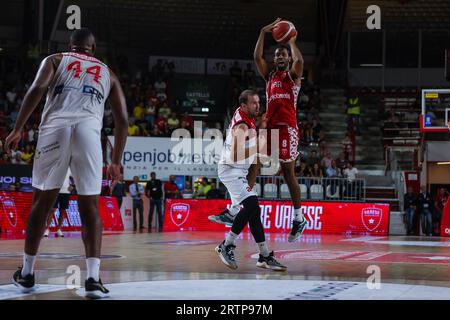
1,231,450,299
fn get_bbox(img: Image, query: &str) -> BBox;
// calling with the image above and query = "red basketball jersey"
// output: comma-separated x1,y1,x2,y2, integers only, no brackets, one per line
265,70,300,128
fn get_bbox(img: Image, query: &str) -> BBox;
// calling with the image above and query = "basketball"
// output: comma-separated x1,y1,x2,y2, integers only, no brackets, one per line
272,20,297,44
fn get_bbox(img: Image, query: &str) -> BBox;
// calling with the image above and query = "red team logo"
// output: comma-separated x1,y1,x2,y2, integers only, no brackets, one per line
361,207,383,231
0,196,18,227
170,203,191,227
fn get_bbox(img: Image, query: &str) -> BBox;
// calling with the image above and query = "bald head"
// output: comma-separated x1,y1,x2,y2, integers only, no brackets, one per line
69,28,96,54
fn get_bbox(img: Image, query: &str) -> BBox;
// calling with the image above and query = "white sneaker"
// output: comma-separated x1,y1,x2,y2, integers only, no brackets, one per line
56,229,64,237
43,229,49,237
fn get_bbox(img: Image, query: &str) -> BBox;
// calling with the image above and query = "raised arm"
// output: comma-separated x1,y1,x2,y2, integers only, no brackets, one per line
254,18,281,78
5,54,60,151
107,70,128,181
287,33,304,83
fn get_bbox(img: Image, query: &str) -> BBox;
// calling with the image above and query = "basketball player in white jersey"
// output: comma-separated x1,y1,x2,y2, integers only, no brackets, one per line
5,28,128,298
215,90,286,271
43,168,73,238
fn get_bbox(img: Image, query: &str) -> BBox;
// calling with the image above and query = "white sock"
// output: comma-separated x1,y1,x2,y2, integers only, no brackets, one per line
86,257,101,281
294,208,305,222
227,205,241,217
22,253,36,277
224,231,238,246
257,242,270,257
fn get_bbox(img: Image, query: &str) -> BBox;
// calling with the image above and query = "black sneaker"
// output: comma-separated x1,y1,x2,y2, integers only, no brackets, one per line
215,241,238,269
208,210,235,226
85,278,110,299
12,267,35,293
256,251,287,272
288,218,308,242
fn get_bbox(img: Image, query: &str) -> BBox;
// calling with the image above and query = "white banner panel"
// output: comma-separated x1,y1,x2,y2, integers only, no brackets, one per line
149,55,205,74
108,136,221,181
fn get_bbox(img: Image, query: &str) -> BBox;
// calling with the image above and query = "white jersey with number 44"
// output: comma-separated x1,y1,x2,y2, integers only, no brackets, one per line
39,52,111,130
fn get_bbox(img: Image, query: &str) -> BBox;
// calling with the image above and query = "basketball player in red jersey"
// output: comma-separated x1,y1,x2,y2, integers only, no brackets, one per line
5,28,128,298
254,18,307,242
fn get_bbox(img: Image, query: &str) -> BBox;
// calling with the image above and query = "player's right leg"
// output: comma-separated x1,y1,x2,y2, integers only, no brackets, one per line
71,119,108,298
281,161,307,242
208,204,241,226
13,126,71,291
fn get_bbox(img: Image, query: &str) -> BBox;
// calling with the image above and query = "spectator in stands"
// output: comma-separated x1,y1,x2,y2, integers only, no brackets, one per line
181,180,194,199
206,180,222,199
295,162,311,179
198,177,212,197
346,92,361,135
145,101,156,130
321,151,333,169
158,102,171,119
128,118,140,136
307,150,320,168
341,132,353,161
0,153,9,165
133,101,146,125
167,112,180,134
8,104,19,127
20,144,34,164
110,174,126,210
310,119,323,143
151,126,164,137
326,160,341,178
154,114,168,136
146,172,163,232
343,162,359,198
130,176,145,231
336,152,348,172
164,175,180,199
181,112,194,132
11,148,24,164
154,77,167,94
418,186,433,236
310,163,324,184
325,160,341,196
434,188,449,236
404,186,418,236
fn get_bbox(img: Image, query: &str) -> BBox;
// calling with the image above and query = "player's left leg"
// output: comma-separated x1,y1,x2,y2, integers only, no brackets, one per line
245,196,286,271
13,188,60,292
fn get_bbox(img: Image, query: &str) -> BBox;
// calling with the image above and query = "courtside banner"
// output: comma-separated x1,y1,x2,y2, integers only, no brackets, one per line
108,136,220,181
0,192,123,236
163,199,390,235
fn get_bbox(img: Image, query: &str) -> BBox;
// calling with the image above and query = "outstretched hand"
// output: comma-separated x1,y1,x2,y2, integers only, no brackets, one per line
261,18,282,33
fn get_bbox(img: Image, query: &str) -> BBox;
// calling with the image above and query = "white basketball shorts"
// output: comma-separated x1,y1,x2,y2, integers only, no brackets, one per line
218,164,257,206
32,119,103,195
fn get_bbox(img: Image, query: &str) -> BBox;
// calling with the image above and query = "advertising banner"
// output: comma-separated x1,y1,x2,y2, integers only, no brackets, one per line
108,136,220,181
0,165,33,192
0,192,123,236
163,199,390,236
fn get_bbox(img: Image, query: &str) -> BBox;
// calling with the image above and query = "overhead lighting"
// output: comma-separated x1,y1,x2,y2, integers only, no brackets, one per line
359,64,383,67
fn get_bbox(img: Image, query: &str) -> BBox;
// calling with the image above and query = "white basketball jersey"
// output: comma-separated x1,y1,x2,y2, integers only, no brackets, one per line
39,52,111,129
